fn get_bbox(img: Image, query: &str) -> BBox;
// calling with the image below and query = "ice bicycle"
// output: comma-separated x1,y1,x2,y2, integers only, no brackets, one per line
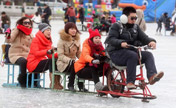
98,45,157,102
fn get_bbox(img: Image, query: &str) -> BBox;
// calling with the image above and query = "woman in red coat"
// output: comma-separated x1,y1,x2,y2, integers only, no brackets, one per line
27,23,63,90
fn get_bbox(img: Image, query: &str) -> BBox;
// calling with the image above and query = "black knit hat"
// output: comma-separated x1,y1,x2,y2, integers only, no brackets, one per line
38,23,51,32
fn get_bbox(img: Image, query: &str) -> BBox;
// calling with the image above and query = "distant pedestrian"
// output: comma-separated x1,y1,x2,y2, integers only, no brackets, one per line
136,9,146,32
156,12,168,35
170,12,176,36
21,5,25,17
42,4,52,26
78,7,85,30
66,6,76,24
110,14,116,24
1,11,11,33
63,5,69,24
31,12,42,24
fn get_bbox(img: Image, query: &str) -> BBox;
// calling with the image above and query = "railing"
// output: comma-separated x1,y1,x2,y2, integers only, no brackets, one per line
0,1,37,15
0,1,65,17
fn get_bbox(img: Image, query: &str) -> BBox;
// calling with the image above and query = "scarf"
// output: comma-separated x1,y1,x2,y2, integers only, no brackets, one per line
88,39,104,56
17,24,32,35
88,39,104,68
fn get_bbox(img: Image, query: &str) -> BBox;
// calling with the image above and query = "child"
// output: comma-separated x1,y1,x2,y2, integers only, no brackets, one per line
74,29,108,92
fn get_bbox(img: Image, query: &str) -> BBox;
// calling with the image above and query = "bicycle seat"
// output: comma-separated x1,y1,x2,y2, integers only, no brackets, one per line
105,51,127,71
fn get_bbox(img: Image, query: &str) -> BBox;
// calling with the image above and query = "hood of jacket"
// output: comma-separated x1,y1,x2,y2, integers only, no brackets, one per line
59,29,80,42
136,9,144,19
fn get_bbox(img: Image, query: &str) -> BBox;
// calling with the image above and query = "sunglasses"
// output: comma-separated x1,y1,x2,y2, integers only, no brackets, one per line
130,17,137,20
23,21,31,25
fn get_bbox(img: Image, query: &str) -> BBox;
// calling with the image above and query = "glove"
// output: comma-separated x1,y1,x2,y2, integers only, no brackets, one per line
5,33,11,39
92,59,100,64
93,53,100,59
47,49,54,54
93,53,106,62
5,28,11,39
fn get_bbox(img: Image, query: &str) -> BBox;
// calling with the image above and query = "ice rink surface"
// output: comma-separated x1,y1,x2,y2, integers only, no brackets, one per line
0,17,176,108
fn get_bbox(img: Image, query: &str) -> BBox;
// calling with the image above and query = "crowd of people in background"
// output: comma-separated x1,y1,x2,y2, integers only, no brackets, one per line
155,11,176,36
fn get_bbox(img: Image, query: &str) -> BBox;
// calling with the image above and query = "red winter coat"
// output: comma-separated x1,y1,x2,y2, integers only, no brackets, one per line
66,7,76,17
27,31,57,72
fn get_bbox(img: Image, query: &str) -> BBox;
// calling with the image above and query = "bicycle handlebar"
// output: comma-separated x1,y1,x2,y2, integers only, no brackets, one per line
127,45,152,50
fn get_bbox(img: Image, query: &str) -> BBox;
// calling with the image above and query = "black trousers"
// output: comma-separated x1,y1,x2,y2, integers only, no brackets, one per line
110,49,157,84
64,62,83,89
156,21,162,32
15,57,32,87
76,64,104,84
33,59,52,72
43,17,50,26
15,57,27,75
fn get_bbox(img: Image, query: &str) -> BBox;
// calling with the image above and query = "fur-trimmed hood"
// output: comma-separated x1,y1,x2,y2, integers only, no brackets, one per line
59,29,80,42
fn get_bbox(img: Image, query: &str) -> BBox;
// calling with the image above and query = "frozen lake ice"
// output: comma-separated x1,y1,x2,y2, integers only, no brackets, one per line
0,17,176,108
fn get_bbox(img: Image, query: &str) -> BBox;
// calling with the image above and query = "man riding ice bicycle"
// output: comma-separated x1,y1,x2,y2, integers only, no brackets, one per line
105,7,164,89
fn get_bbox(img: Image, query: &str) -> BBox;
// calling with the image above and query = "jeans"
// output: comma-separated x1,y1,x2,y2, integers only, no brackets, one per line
69,16,76,24
3,24,9,33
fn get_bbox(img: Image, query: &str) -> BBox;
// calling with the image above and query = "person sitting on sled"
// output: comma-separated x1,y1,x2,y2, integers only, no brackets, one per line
27,23,63,89
74,28,109,92
104,6,164,89
56,22,87,92
6,17,33,87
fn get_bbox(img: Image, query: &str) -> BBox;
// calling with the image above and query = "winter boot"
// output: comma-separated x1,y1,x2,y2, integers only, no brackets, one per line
95,82,104,91
95,82,109,96
57,75,63,89
170,32,174,36
17,73,27,88
49,73,63,90
149,71,164,85
78,82,88,92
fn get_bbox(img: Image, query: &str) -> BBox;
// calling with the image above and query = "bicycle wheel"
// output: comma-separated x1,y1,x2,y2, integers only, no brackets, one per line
107,68,125,98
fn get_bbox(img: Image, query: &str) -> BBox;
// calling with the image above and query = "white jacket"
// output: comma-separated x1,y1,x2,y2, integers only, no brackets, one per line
172,13,176,25
31,15,42,24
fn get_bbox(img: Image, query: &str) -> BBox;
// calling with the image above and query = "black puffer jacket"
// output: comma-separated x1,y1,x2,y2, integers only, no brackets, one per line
105,22,156,53
43,6,52,19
